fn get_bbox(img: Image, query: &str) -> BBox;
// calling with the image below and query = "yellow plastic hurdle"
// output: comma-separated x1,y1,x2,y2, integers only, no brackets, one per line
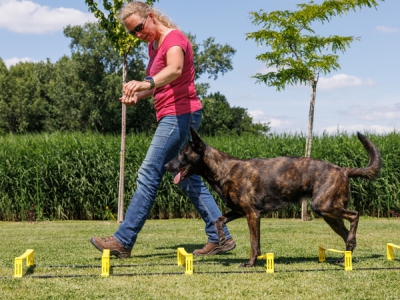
177,247,193,275
14,249,34,278
258,253,275,273
101,249,110,277
386,243,400,260
249,249,274,273
318,246,352,271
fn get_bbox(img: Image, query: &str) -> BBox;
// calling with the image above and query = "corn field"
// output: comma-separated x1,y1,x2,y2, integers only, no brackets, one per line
0,131,399,221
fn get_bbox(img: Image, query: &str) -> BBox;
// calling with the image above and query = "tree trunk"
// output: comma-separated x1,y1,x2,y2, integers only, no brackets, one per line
305,87,316,158
301,85,317,221
117,54,128,224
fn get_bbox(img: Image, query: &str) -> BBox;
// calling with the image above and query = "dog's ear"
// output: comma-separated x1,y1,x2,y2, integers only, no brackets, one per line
190,126,206,153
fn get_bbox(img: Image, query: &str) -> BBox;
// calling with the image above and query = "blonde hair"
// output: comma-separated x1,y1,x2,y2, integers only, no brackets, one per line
119,1,180,30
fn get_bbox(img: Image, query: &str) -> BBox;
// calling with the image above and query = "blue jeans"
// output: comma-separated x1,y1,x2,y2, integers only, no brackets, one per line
114,109,232,249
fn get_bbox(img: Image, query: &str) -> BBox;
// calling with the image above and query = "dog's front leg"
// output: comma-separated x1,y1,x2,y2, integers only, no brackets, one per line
215,210,244,245
242,211,261,267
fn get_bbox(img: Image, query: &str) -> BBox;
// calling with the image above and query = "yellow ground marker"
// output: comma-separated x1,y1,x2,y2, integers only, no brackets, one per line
249,249,274,273
177,248,193,275
386,243,400,260
258,253,275,273
101,249,110,277
14,249,34,278
318,246,352,271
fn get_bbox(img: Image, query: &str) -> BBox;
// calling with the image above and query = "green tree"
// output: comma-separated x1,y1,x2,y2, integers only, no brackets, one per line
247,0,383,219
247,0,383,157
0,61,51,133
65,22,121,131
188,34,236,81
187,33,236,99
0,59,9,134
200,92,270,136
46,55,84,131
200,92,233,136
60,22,156,133
63,22,153,133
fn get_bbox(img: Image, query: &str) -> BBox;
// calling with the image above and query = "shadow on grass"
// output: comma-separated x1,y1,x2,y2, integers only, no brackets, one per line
87,244,390,271
155,243,204,252
24,265,36,276
155,243,326,267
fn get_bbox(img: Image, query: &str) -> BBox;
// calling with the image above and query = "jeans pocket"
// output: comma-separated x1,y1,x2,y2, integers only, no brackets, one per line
190,109,202,130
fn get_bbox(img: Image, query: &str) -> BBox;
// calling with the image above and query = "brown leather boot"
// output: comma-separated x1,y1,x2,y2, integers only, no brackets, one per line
90,236,131,258
193,238,236,256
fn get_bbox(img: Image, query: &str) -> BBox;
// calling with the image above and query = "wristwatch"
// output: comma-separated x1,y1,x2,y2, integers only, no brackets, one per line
144,76,155,90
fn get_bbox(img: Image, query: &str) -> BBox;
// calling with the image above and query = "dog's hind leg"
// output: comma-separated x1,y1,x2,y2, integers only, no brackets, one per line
322,210,359,262
322,209,359,251
341,209,359,252
215,210,244,245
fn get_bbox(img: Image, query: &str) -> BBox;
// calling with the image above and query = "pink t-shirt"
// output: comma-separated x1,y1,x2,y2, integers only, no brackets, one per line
147,30,202,121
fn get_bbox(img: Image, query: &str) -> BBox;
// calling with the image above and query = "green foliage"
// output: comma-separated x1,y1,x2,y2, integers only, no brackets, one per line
0,131,399,221
247,0,384,90
45,56,81,131
0,19,247,135
0,61,52,133
246,0,384,157
200,92,236,136
0,59,10,133
188,33,236,81
200,92,270,136
0,1,242,136
62,22,155,133
84,0,157,56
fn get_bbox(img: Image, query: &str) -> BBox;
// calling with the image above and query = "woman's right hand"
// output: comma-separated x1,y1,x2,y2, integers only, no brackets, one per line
120,93,139,106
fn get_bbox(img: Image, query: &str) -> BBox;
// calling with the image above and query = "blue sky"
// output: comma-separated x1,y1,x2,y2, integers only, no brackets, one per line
1,0,399,135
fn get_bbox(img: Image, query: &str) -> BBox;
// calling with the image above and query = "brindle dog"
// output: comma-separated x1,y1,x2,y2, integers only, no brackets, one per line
164,126,382,267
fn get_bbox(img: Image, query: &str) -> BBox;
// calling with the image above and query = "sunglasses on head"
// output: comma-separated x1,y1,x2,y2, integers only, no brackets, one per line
129,16,148,37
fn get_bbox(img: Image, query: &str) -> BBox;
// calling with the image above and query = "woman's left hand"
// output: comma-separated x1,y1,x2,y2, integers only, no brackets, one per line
122,80,151,97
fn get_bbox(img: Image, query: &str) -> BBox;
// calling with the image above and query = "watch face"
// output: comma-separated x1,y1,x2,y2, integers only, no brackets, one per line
145,76,153,81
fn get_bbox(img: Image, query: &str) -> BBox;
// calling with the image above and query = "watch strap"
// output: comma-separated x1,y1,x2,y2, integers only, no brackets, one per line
144,76,155,90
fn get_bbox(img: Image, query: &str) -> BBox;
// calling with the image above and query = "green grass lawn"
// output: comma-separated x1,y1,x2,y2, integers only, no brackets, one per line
1,217,400,299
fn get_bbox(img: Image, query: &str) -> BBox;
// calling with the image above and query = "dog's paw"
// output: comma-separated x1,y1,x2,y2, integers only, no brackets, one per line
335,257,345,264
218,236,226,245
239,262,255,268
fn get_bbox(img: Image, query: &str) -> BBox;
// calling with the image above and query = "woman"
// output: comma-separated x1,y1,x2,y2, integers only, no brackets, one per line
90,1,235,258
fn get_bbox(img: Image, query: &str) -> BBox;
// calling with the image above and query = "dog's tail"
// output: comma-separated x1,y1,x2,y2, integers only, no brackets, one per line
345,132,382,180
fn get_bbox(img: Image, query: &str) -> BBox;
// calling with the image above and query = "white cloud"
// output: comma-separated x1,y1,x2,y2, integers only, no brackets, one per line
4,57,37,68
248,110,303,133
248,109,266,121
318,74,376,91
0,0,96,34
248,109,273,127
322,124,397,135
341,103,400,121
268,118,293,128
374,26,400,34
